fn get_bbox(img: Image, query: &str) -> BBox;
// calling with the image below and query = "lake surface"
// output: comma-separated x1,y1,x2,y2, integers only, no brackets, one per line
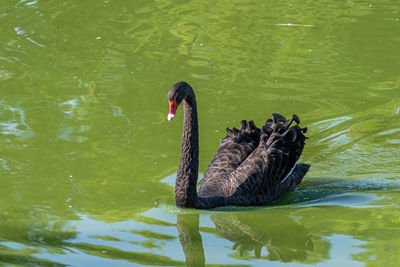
1,0,400,266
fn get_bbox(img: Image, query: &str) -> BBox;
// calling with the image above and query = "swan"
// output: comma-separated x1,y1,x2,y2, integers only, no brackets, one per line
168,81,310,209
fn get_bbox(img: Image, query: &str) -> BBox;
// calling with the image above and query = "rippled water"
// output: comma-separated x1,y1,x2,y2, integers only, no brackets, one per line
1,0,400,266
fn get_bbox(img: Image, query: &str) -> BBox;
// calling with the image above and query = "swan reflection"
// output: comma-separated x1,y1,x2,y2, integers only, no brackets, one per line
177,211,329,265
177,214,205,266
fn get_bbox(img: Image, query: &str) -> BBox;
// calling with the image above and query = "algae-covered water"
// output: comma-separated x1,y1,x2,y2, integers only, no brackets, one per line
1,0,400,266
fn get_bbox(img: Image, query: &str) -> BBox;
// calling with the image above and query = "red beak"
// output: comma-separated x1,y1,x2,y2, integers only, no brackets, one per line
168,97,178,121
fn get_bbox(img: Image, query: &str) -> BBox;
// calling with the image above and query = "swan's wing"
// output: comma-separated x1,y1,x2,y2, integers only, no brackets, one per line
197,120,261,198
223,115,309,204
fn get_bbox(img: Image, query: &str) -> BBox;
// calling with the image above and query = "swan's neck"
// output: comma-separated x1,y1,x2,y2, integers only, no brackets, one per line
176,92,199,208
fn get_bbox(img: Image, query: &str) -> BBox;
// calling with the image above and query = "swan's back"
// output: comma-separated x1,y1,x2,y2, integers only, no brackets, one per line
197,114,309,206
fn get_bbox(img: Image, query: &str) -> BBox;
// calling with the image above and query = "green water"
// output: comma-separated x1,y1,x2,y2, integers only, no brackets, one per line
1,0,400,266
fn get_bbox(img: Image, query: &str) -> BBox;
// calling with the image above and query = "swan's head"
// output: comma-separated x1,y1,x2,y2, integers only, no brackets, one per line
167,81,192,121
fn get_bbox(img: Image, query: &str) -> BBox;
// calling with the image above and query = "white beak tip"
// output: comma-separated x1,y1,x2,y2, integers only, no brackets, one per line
167,114,175,121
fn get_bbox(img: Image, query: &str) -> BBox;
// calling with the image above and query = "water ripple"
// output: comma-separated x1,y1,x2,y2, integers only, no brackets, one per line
0,101,34,138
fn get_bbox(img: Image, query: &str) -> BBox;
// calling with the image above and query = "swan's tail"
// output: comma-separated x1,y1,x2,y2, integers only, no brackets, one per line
280,163,310,191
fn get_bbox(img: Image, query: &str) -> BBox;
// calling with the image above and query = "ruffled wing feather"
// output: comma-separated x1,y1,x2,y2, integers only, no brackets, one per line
197,114,309,206
198,120,260,198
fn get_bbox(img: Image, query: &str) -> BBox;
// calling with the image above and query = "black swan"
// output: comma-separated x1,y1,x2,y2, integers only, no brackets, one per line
168,81,310,209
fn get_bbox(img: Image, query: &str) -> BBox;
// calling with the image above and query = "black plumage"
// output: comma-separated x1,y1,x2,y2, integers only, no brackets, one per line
168,81,310,209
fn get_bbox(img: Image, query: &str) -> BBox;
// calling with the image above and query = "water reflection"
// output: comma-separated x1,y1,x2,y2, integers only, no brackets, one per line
0,206,77,266
177,212,327,266
173,187,400,266
177,214,205,266
212,212,323,262
0,247,65,267
0,188,399,266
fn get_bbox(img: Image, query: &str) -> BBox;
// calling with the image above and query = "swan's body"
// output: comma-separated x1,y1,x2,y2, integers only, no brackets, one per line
168,81,310,209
